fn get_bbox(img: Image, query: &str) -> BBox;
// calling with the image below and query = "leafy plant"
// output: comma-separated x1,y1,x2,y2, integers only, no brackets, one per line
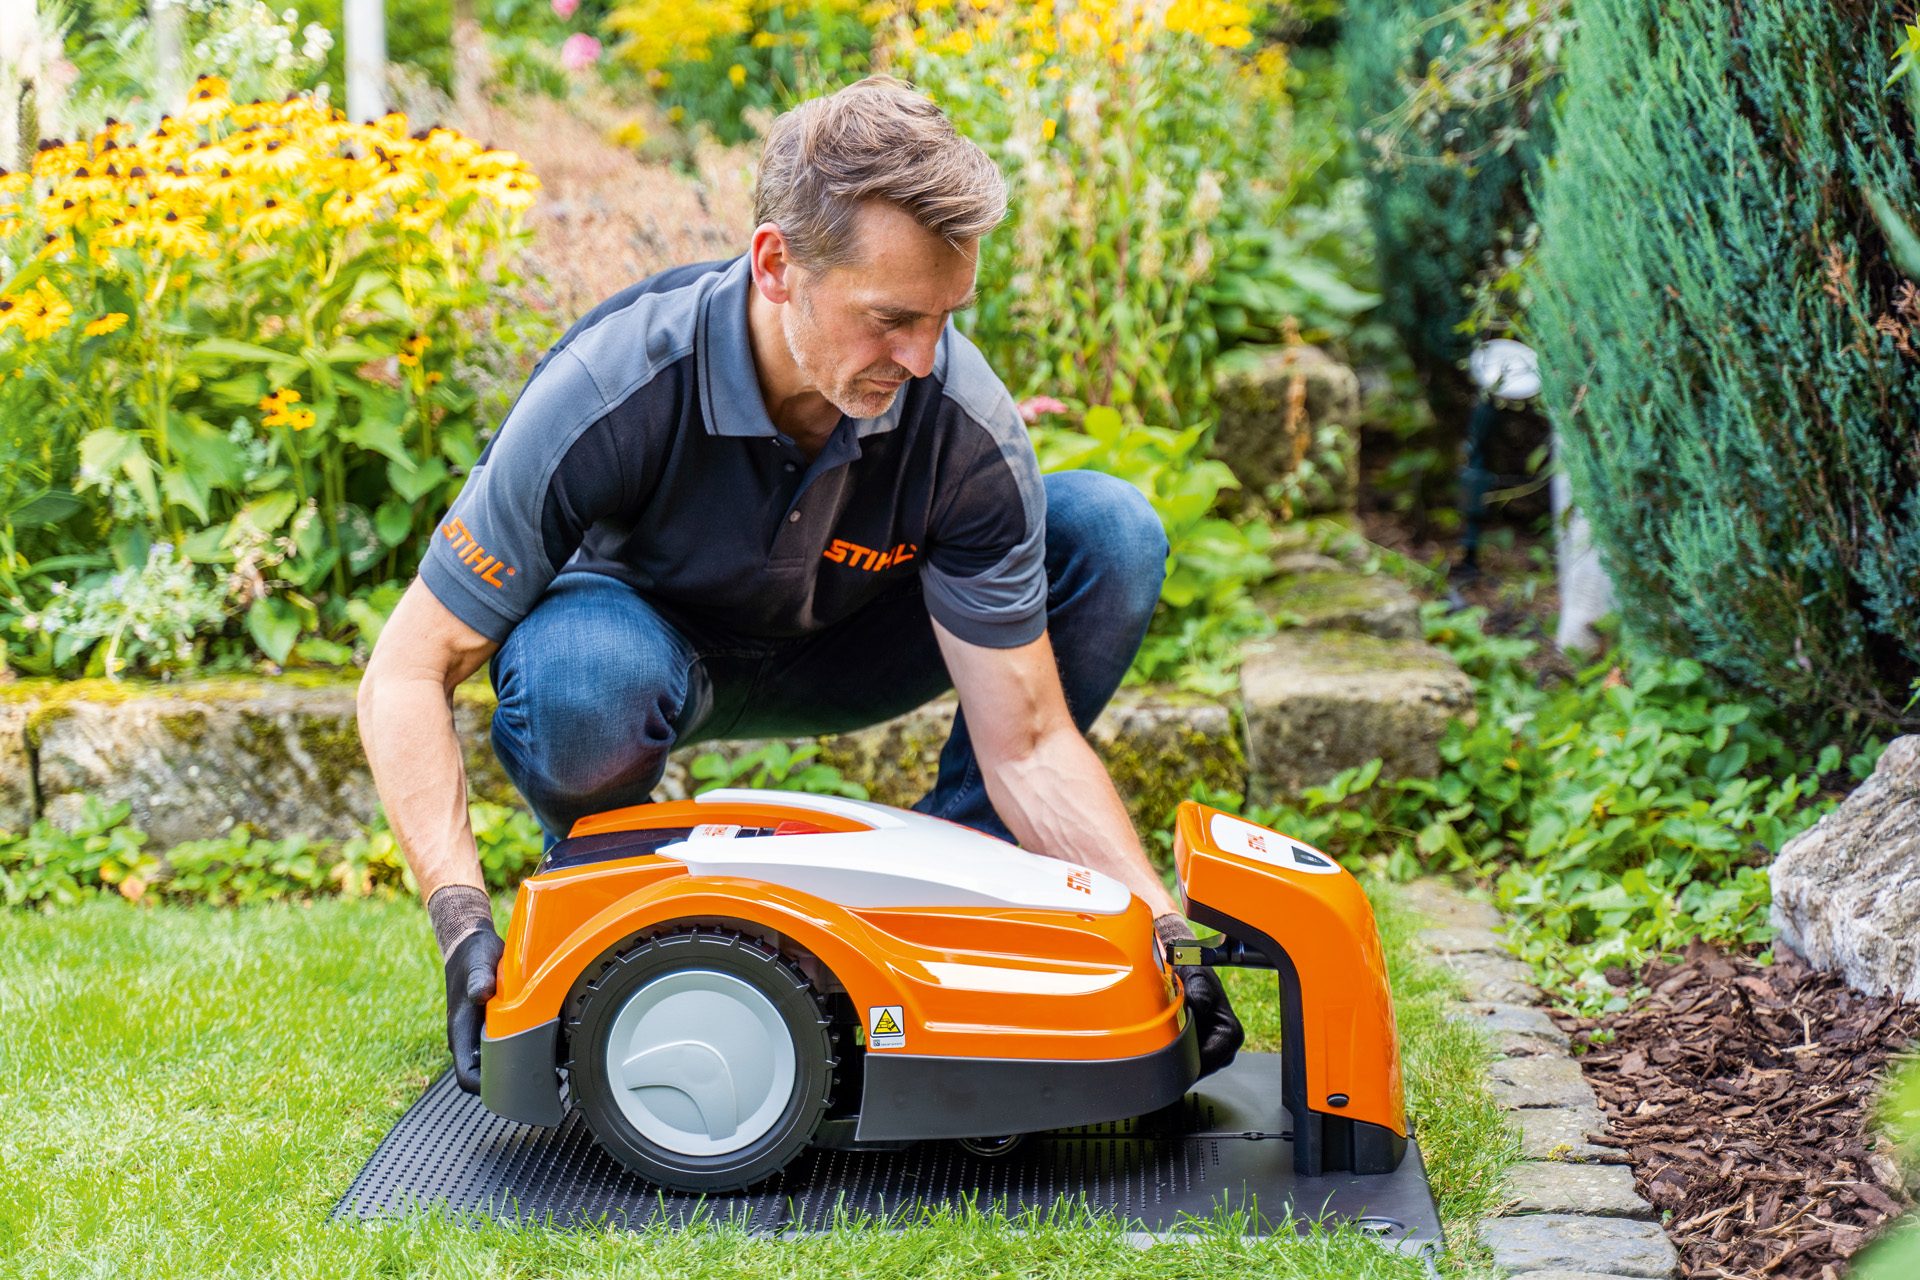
1031,404,1275,691
165,825,332,904
469,799,547,885
1206,605,1855,1012
0,798,158,908
690,741,868,798
892,0,1357,425
0,80,551,675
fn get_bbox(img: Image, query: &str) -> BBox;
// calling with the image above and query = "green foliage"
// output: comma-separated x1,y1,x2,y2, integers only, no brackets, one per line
896,1,1373,426
0,798,157,908
1032,405,1276,692
1,799,548,908
1343,0,1566,415
1529,0,1920,733
1210,606,1850,1012
691,741,869,799
1853,1058,1920,1278
0,94,551,676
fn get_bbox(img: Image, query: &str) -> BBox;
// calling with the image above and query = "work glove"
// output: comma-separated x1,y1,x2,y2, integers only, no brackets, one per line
429,884,503,1095
1157,913,1245,1078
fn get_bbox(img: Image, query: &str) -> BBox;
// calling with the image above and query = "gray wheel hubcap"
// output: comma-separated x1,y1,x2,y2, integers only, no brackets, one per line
605,967,797,1156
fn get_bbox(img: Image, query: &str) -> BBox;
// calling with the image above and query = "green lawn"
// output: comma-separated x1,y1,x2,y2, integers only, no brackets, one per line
0,886,1513,1278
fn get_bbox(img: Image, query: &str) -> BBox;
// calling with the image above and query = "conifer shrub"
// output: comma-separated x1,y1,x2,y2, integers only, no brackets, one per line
1530,0,1920,731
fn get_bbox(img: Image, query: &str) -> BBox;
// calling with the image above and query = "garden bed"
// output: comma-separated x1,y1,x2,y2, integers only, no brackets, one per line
1555,944,1919,1278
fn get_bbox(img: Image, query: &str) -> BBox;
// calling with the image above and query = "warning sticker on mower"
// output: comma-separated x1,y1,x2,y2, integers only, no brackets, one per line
868,1006,906,1049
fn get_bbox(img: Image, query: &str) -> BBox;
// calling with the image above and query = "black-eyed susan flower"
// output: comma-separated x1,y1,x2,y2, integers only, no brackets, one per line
83,312,129,337
397,332,431,367
323,189,378,227
183,77,233,125
244,196,305,236
260,388,306,426
394,198,445,232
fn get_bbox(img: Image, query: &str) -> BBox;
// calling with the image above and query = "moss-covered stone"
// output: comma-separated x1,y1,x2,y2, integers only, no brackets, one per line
1211,345,1362,515
1258,570,1421,640
1240,630,1474,800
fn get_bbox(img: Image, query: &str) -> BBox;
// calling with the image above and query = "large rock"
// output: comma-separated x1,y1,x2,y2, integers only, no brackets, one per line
25,676,511,847
17,677,1238,850
1211,344,1361,516
1770,734,1920,1001
1238,631,1474,798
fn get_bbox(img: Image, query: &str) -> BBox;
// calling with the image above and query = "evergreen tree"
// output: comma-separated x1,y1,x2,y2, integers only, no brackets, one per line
1531,0,1920,729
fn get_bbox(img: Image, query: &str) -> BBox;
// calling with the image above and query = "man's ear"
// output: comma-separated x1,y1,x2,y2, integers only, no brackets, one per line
750,223,799,306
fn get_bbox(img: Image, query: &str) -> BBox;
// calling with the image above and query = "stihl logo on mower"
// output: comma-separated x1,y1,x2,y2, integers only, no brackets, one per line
1066,869,1094,895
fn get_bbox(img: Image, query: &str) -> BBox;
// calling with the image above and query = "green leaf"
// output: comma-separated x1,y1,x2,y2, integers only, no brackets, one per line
246,597,302,666
373,498,413,547
6,490,82,528
161,467,211,524
1866,188,1920,279
387,456,447,503
192,338,303,374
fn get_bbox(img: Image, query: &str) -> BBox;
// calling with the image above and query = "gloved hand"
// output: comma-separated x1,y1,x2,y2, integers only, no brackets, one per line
429,884,503,1095
1175,964,1245,1078
1157,912,1244,1078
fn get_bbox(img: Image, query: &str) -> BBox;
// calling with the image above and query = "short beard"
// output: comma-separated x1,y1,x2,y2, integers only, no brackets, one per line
783,274,912,420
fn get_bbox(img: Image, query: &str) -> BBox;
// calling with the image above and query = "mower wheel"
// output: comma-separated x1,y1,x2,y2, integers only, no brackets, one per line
564,928,836,1192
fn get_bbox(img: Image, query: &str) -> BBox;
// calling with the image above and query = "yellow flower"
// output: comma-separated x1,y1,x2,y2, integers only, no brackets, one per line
425,370,444,385
83,312,129,337
144,206,212,257
729,63,748,89
483,171,541,211
254,138,311,178
0,279,75,341
395,199,446,232
0,170,29,195
367,161,423,201
1042,117,1057,141
183,76,233,124
259,388,309,427
397,332,431,367
31,142,86,182
323,189,379,227
243,195,306,236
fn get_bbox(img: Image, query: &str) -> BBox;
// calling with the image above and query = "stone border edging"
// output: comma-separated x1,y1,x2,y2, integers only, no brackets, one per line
1405,879,1680,1280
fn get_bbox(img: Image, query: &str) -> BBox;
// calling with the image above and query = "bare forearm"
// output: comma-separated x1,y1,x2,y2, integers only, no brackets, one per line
981,727,1179,918
357,580,499,903
358,670,484,901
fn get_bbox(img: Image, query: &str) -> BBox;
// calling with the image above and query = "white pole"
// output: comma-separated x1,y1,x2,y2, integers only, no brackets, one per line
152,0,185,113
344,0,387,123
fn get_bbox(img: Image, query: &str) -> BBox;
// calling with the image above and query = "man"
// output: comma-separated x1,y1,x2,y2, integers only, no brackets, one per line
357,76,1242,1098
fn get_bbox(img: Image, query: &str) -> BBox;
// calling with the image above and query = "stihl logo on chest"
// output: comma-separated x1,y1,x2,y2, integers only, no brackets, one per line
441,517,516,588
822,539,917,571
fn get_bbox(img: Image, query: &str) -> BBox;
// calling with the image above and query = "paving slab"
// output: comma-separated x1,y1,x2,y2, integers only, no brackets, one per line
1453,1002,1570,1047
1508,1161,1652,1218
1440,951,1544,1004
1478,1214,1677,1277
1417,925,1510,955
1518,1273,1666,1280
1514,1106,1628,1164
1490,1056,1599,1110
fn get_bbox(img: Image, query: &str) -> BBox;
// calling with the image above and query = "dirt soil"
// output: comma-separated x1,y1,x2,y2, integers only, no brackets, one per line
1553,943,1918,1279
461,94,756,326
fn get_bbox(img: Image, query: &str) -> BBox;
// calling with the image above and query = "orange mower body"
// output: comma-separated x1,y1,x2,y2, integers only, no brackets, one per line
478,790,1406,1191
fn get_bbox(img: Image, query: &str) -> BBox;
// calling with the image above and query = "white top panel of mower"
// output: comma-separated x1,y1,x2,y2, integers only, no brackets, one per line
650,789,1133,914
1207,812,1345,876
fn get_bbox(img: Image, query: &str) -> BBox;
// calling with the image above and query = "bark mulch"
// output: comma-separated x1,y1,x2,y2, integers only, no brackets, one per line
1550,942,1918,1280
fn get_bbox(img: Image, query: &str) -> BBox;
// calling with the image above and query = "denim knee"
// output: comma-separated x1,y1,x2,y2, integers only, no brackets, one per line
1042,469,1169,622
489,577,694,817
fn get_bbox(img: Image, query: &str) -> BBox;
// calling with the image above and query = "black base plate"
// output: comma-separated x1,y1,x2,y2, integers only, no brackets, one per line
332,1052,1442,1247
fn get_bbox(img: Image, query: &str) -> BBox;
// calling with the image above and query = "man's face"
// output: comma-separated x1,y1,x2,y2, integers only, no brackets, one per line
782,202,979,420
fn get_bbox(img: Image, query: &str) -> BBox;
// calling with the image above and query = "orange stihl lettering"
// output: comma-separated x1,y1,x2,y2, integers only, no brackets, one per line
820,540,918,572
439,518,514,588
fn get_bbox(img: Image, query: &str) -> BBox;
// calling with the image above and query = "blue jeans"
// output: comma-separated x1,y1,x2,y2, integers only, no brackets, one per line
488,470,1168,844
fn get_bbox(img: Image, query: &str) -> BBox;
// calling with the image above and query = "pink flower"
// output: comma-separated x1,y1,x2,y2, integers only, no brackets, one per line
1016,395,1071,424
560,33,601,71
550,0,579,16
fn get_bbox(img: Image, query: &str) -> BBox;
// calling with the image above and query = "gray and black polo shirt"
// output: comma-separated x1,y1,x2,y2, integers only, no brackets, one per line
419,256,1048,649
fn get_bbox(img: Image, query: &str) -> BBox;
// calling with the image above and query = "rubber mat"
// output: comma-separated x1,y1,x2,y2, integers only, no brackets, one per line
332,1051,1443,1247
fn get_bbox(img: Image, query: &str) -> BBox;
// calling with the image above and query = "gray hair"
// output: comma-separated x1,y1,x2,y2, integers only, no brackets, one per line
753,76,1007,271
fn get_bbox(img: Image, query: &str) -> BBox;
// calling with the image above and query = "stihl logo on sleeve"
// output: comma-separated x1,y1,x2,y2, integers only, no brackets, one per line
441,517,516,588
822,539,917,572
